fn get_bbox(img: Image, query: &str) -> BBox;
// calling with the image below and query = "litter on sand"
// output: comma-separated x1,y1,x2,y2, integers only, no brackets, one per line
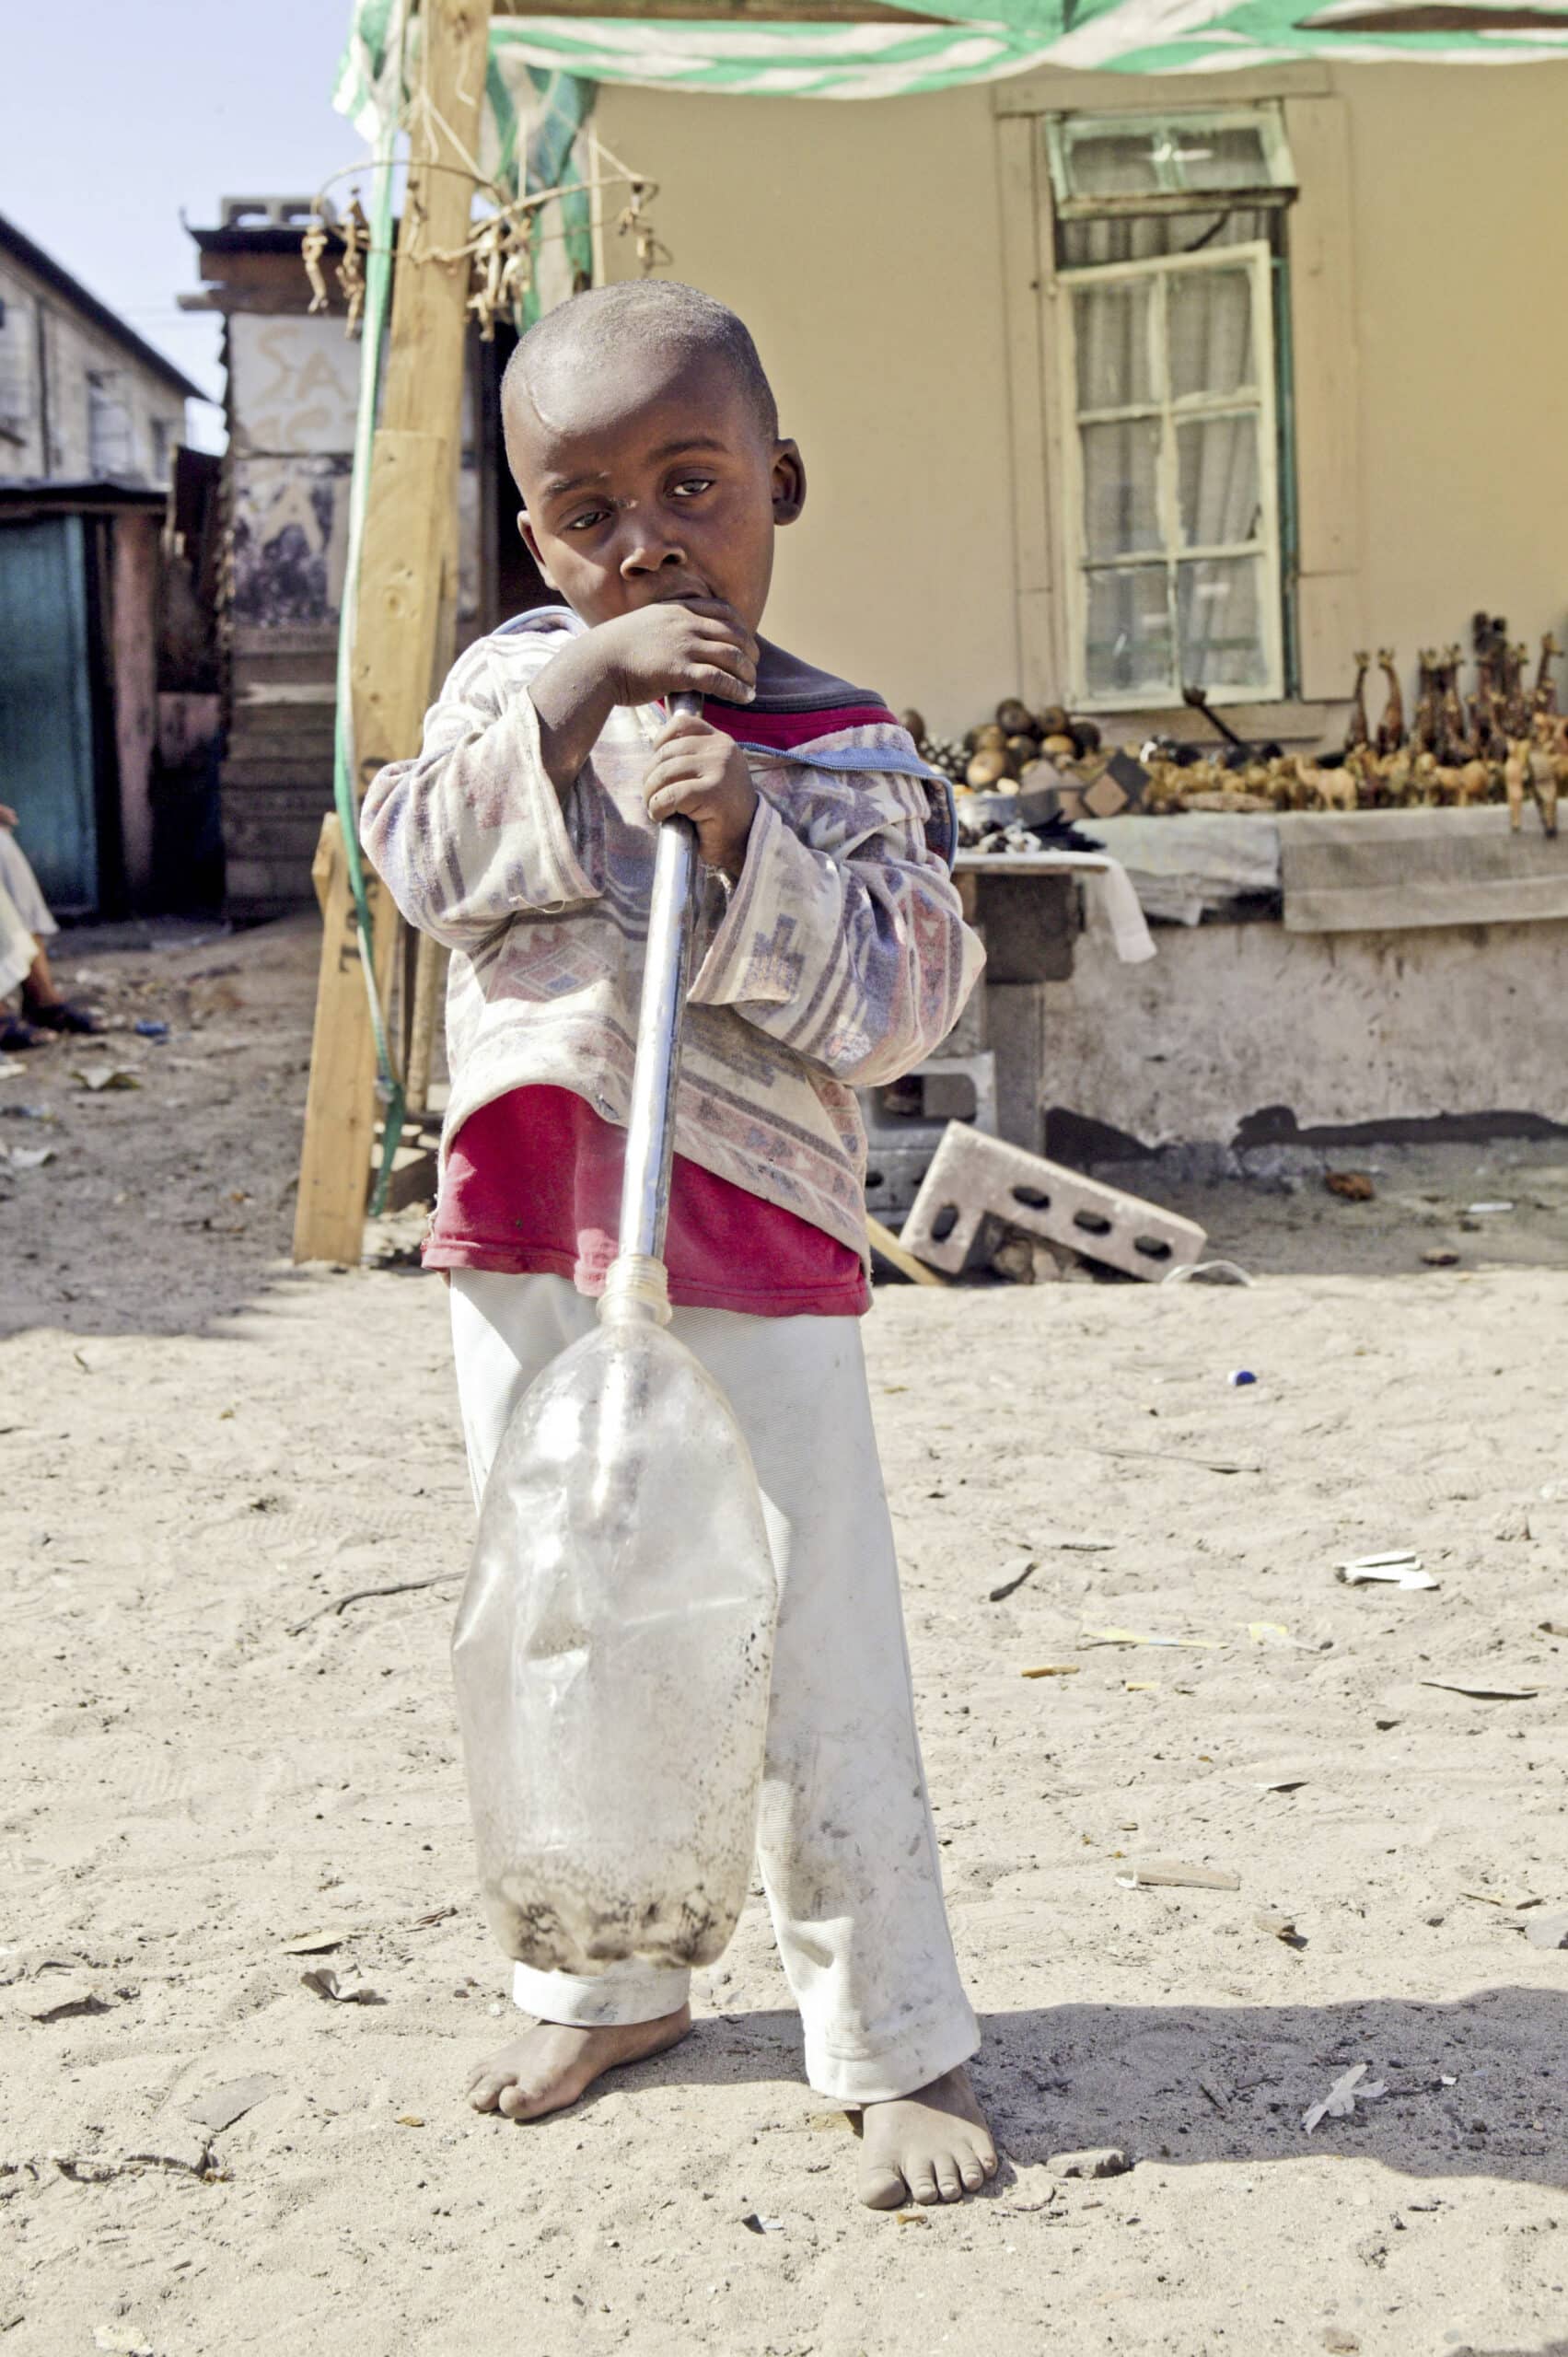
1080,1628,1219,1652
1117,1858,1240,1892
181,2073,284,2133
0,1143,55,1170
1254,1910,1303,1943
72,1065,140,1093
299,1967,385,2004
1337,1553,1438,1590
1302,2062,1387,2134
1421,1675,1539,1700
1227,1369,1258,1387
1021,1665,1081,1679
1324,1170,1376,1201
282,1927,355,1955
1467,1200,1514,1215
742,2213,785,2233
1256,1774,1309,1794
1523,1913,1568,1951
988,1559,1039,1602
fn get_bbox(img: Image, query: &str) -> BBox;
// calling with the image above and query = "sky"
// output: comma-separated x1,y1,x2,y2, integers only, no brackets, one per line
1,0,366,450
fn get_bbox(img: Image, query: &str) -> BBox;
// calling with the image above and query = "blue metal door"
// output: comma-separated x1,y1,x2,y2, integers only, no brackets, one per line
0,516,98,912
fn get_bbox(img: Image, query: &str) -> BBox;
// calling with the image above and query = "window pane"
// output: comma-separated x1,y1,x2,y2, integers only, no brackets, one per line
1168,266,1256,401
1178,556,1268,691
1060,209,1271,271
1082,419,1162,559
1063,123,1162,199
1086,567,1172,697
1166,122,1271,192
1073,281,1154,412
1177,412,1261,548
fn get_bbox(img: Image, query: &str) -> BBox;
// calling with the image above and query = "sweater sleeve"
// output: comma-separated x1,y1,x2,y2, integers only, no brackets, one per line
360,635,599,950
688,760,984,1087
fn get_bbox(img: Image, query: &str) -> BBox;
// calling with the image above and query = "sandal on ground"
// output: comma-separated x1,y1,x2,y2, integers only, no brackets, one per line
26,999,101,1036
0,1015,49,1051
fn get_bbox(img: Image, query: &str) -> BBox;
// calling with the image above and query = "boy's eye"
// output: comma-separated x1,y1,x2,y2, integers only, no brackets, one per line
671,476,714,499
564,506,610,532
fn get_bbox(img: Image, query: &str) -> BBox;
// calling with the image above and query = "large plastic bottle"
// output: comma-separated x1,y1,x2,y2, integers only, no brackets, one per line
452,1255,779,1975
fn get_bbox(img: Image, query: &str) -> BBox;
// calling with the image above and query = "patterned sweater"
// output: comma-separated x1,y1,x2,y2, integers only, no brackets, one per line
360,606,984,1260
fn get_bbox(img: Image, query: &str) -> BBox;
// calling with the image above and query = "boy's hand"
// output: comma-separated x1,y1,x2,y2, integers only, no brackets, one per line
597,600,758,711
644,712,758,877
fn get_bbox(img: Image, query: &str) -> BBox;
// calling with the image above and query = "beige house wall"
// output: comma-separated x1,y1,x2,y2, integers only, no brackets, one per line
597,65,1568,737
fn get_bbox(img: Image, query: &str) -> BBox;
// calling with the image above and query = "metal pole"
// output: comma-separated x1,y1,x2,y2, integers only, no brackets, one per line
618,694,701,1262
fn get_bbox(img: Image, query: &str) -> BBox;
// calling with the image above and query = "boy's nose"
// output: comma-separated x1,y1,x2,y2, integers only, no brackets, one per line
620,529,687,579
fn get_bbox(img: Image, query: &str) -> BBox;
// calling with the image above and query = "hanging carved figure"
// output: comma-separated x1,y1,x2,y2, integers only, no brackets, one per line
336,197,369,339
1374,649,1404,755
467,215,507,341
301,217,331,316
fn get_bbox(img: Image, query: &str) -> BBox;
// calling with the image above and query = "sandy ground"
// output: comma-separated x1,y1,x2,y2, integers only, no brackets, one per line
3,917,1567,2357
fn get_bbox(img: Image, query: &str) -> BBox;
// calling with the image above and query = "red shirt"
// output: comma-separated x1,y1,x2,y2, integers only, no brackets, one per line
422,690,897,1318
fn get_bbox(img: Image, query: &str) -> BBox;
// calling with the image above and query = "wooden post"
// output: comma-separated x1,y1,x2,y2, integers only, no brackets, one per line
292,0,494,1262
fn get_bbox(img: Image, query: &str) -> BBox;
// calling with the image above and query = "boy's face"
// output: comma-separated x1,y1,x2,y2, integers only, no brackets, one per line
505,343,804,636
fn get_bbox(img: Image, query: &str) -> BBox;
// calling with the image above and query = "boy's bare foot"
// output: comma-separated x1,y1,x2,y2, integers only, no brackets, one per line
856,2064,998,2209
466,2003,691,2121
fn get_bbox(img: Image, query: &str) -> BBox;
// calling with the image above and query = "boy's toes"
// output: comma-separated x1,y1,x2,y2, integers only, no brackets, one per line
958,2148,989,2191
466,2069,513,2113
857,2158,913,2211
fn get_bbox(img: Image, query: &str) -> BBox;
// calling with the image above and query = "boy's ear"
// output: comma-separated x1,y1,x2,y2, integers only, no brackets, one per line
772,440,806,528
518,510,558,588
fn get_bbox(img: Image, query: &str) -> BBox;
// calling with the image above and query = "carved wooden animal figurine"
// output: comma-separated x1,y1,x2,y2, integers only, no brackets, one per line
1439,645,1469,764
1469,657,1501,760
1455,758,1492,807
1375,649,1404,755
1534,633,1562,716
1502,644,1532,738
1411,650,1442,756
1345,651,1372,752
1527,713,1562,836
1504,740,1530,832
1411,750,1441,805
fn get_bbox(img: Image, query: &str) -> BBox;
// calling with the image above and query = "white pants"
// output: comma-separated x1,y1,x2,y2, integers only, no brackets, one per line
0,830,53,1000
449,1270,979,2105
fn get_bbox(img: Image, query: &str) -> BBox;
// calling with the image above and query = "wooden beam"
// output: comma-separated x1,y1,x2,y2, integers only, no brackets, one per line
293,0,494,1264
293,815,389,1263
867,1215,947,1288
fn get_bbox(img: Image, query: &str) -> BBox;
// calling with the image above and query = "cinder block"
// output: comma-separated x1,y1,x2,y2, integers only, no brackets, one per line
863,1144,939,1221
901,1126,1206,1283
862,1052,997,1144
860,1052,998,1219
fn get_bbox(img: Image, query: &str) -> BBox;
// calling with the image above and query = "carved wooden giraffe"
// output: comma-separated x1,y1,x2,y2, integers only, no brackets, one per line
1439,644,1469,762
1534,632,1562,716
1345,651,1371,752
1374,649,1404,756
1502,643,1532,737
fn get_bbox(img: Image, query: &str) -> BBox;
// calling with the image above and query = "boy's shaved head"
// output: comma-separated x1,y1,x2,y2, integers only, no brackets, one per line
503,280,779,452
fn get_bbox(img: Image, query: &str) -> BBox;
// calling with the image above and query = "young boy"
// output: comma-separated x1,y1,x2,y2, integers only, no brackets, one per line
361,280,995,2211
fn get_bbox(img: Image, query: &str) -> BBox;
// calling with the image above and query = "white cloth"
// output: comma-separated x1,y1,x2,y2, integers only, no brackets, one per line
449,1270,980,2105
0,830,53,1000
0,830,57,938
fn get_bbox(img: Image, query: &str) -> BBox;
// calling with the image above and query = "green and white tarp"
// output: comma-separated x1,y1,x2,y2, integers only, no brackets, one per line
338,0,1568,136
